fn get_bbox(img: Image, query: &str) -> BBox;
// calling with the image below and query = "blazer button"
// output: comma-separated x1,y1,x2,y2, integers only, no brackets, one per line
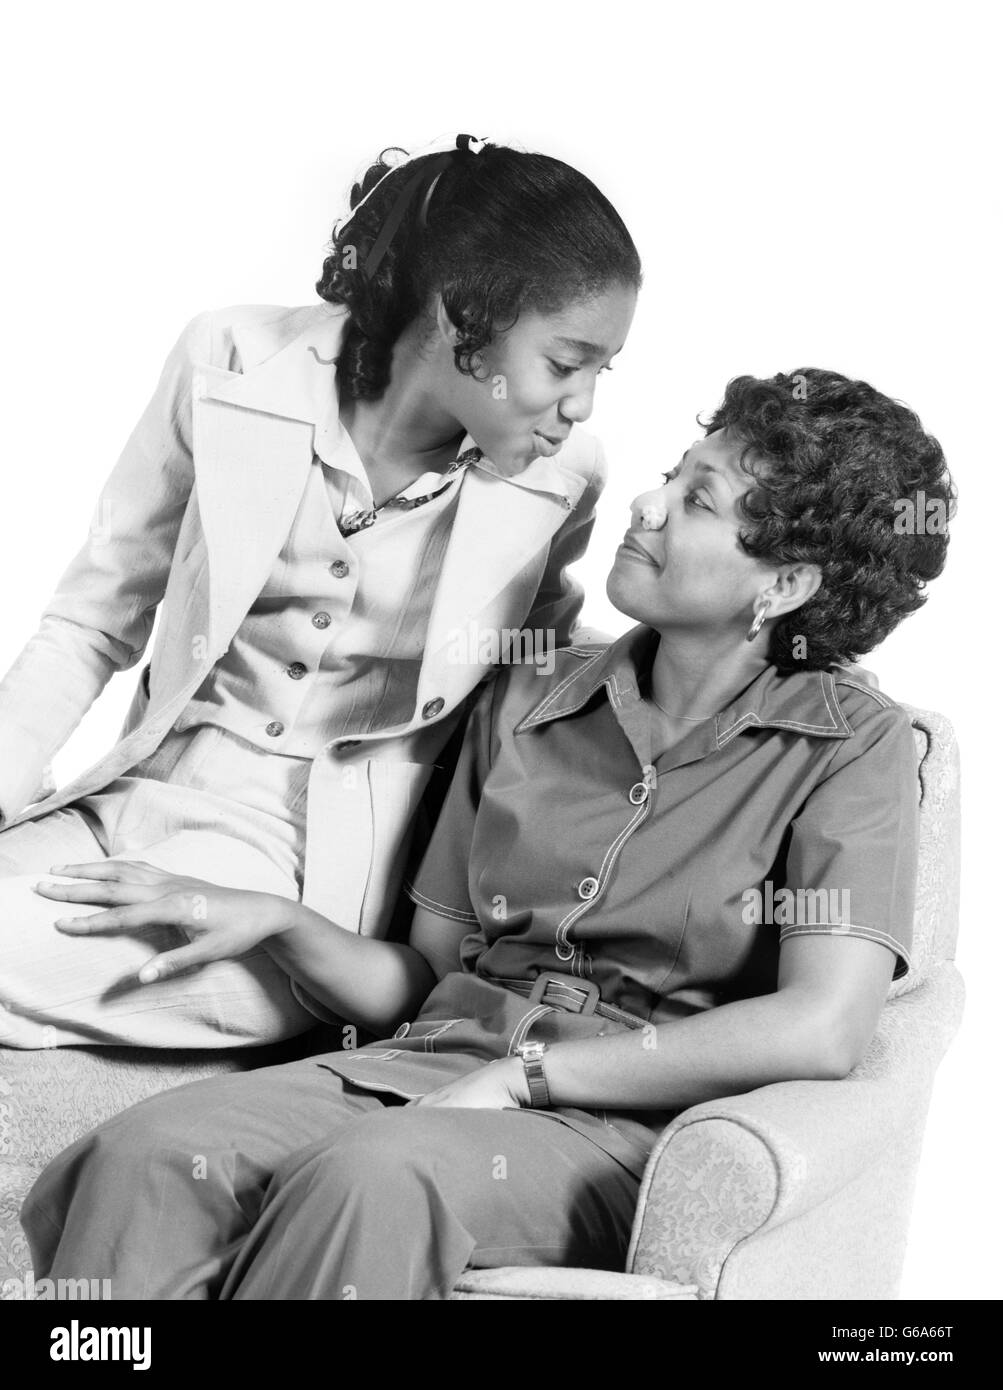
329,559,350,579
578,876,599,900
422,698,445,720
265,721,285,737
287,662,307,680
628,781,649,804
312,612,332,629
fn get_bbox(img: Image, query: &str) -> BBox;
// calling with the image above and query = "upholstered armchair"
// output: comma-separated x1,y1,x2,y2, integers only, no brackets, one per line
1,706,962,1301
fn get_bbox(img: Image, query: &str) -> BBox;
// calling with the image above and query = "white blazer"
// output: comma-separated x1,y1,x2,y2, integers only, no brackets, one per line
0,303,606,936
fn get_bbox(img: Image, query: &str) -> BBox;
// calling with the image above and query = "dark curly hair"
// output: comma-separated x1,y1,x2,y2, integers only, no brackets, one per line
316,139,642,400
702,369,956,672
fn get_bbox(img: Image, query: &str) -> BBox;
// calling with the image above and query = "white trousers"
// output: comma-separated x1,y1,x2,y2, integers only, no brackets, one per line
0,726,319,1048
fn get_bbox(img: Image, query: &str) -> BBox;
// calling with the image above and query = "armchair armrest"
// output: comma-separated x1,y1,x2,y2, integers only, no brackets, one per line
626,961,964,1299
450,1267,698,1300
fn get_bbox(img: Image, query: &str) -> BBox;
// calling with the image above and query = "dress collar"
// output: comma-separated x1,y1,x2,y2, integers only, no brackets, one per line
515,624,855,744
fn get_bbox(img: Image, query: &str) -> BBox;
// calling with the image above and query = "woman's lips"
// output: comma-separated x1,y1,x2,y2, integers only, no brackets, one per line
532,431,564,458
617,534,659,566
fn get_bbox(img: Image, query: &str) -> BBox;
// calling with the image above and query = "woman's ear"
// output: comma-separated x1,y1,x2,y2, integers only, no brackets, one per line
761,562,823,619
433,294,461,346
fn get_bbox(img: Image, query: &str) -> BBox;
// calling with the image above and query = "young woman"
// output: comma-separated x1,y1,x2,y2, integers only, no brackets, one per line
0,134,639,1048
23,367,954,1298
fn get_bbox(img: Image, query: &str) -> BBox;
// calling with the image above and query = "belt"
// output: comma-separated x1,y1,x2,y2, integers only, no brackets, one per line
503,972,649,1031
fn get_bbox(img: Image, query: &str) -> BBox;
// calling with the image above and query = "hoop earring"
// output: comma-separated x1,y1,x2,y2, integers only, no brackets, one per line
745,601,769,643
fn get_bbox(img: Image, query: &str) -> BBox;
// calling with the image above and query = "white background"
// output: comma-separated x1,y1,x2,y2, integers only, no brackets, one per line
0,0,998,1298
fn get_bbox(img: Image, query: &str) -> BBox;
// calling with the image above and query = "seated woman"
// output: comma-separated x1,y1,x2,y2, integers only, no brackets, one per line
22,367,953,1299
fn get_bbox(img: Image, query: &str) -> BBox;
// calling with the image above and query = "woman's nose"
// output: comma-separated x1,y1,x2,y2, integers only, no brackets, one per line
630,489,668,531
559,381,596,425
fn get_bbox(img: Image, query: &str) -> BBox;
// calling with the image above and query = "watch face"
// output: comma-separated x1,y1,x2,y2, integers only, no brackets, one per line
520,1042,545,1061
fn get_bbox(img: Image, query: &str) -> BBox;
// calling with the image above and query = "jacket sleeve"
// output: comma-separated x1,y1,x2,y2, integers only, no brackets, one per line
522,436,607,648
0,311,213,823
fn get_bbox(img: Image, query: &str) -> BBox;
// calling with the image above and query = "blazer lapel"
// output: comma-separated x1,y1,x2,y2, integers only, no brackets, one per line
417,456,587,708
192,306,351,650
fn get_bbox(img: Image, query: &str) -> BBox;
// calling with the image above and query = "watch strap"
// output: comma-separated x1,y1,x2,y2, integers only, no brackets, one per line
518,1044,551,1108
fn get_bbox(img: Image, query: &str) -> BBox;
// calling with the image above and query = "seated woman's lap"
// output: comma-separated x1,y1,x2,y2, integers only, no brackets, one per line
224,1104,640,1299
0,804,108,876
0,806,312,1048
24,1058,640,1299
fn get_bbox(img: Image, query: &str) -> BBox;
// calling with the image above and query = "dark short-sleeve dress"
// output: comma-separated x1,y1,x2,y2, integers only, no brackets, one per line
314,625,919,1177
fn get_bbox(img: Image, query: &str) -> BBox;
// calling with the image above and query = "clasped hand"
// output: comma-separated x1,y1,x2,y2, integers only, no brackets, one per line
413,1059,531,1109
33,860,284,984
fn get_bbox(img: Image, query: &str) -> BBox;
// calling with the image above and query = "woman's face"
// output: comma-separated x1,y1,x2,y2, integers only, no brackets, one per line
441,283,636,470
606,429,781,637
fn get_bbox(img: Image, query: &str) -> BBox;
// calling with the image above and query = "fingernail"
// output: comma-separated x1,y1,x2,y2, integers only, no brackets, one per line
49,865,66,872
53,918,71,928
138,965,159,984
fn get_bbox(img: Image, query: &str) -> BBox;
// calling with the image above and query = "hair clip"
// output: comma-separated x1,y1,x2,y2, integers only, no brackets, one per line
416,134,487,228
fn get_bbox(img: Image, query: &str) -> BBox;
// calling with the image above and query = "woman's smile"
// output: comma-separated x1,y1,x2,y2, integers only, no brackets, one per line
616,531,660,567
532,429,566,458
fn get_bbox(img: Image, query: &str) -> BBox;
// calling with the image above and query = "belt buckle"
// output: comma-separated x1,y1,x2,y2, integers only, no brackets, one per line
527,972,600,1016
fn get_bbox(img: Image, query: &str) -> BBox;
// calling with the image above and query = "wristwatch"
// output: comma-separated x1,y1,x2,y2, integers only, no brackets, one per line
514,1041,551,1108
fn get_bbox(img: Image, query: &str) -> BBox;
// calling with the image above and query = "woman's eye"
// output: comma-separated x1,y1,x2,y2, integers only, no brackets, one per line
550,361,612,379
685,490,711,511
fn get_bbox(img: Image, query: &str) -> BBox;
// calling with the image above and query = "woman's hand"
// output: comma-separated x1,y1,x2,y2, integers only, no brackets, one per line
33,860,288,984
414,1058,531,1109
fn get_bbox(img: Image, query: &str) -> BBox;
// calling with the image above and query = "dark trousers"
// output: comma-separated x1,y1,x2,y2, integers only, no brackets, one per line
21,1056,640,1300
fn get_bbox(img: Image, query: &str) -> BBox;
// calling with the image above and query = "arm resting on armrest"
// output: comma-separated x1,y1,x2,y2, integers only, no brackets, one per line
626,962,964,1297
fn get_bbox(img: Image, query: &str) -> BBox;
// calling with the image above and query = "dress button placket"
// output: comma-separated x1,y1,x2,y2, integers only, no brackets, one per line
557,785,654,967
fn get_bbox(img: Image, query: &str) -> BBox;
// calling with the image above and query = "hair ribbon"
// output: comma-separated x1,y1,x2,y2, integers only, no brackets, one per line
362,134,486,280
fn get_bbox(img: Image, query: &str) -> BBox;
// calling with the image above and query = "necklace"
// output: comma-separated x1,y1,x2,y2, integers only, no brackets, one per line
649,693,718,723
339,446,481,537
